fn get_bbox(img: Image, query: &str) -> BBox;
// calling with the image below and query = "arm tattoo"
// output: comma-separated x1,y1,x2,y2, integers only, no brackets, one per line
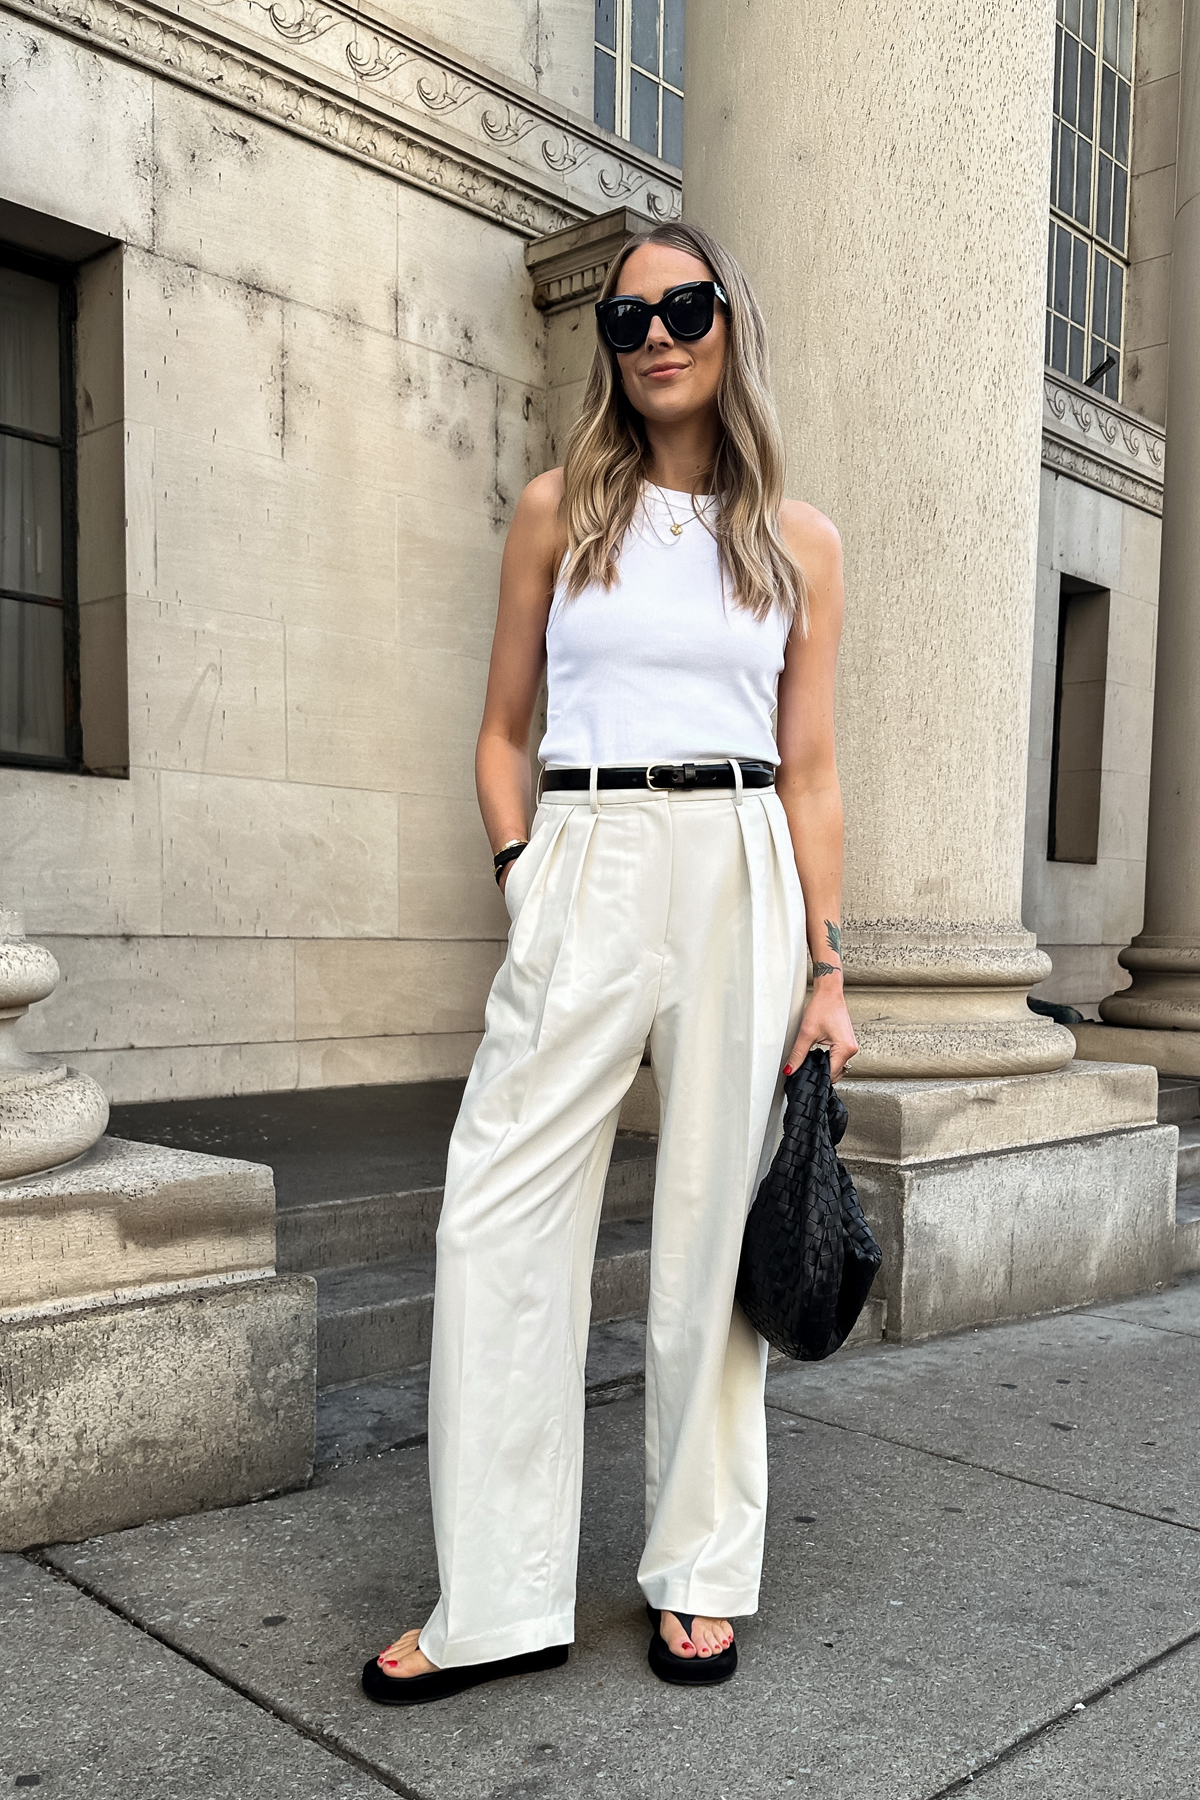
811,961,840,979
824,919,842,957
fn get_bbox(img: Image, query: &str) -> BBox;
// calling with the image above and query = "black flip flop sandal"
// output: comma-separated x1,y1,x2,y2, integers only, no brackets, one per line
362,1641,569,1707
646,1606,738,1686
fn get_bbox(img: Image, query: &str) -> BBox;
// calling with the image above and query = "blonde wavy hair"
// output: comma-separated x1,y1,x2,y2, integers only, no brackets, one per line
560,221,807,630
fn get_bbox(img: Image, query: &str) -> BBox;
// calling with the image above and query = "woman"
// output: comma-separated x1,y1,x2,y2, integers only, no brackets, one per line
363,221,857,1703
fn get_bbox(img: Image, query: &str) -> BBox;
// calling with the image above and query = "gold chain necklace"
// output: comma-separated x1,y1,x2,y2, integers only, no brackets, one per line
649,484,711,541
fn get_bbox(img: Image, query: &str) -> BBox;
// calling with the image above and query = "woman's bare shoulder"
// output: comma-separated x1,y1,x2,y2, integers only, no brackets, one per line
779,498,841,570
517,467,566,526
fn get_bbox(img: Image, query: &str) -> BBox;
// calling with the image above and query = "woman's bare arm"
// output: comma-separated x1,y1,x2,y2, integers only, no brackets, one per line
475,470,566,873
775,501,859,1080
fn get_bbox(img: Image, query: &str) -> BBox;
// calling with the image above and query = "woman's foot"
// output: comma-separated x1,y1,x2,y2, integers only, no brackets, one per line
659,1611,734,1659
375,1628,438,1680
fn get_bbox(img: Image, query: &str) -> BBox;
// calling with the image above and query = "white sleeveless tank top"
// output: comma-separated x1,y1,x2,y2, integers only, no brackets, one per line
537,487,791,768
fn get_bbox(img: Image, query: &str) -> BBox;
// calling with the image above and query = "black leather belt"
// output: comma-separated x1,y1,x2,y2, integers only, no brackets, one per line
542,761,775,793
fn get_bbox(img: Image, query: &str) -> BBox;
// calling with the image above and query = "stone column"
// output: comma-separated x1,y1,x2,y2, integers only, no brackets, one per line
1077,8,1200,1078
681,0,1180,1336
684,0,1073,1079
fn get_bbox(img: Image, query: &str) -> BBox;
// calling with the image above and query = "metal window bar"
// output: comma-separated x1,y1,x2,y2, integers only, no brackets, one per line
1045,0,1133,401
594,0,684,166
0,244,79,770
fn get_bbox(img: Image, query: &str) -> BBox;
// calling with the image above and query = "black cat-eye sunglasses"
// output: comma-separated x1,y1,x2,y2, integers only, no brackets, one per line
595,280,729,354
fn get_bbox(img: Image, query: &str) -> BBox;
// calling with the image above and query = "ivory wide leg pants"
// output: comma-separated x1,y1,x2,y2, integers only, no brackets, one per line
418,782,808,1668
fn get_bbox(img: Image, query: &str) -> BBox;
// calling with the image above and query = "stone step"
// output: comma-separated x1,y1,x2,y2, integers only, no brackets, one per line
316,1216,654,1387
315,1297,889,1467
277,1136,657,1273
1176,1123,1200,1185
1158,1078,1200,1125
1175,1183,1200,1279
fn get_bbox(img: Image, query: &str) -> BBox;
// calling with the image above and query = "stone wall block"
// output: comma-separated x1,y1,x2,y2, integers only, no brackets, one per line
160,772,398,937
296,1030,483,1088
284,627,402,791
396,792,510,938
0,28,154,246
1049,477,1125,588
281,306,498,512
151,432,398,639
0,1274,316,1550
395,187,545,387
1128,162,1180,264
61,1042,302,1108
17,936,296,1056
152,86,399,335
392,645,490,799
395,494,502,661
124,253,284,457
128,597,287,780
0,768,164,937
294,938,504,1041
1132,69,1182,174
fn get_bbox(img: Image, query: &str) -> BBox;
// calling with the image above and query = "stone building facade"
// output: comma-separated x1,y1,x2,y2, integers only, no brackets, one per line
5,0,1200,1547
2,0,1199,1136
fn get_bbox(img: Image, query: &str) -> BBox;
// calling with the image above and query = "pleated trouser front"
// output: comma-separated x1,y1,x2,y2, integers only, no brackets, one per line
418,782,807,1668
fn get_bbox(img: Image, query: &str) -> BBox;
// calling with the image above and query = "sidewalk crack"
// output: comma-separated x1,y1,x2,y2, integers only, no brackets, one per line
763,1399,1200,1534
918,1621,1200,1798
24,1550,431,1800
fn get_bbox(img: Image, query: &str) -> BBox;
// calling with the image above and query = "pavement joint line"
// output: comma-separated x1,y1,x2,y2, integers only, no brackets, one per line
1087,1309,1200,1340
918,1618,1200,1798
762,1399,1200,1535
22,1548,431,1800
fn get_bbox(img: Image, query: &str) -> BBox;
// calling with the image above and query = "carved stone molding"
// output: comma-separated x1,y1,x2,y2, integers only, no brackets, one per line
5,0,682,239
525,206,656,312
1041,373,1166,517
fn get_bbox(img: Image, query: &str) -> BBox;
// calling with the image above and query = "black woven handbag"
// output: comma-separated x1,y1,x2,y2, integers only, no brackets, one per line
736,1048,882,1360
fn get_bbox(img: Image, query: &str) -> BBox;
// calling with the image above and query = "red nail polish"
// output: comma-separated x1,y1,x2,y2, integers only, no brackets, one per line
783,1065,793,1076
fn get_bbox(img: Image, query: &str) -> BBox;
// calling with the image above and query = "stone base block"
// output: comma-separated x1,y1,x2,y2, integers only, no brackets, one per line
848,1123,1177,1342
1071,1023,1200,1080
0,1135,277,1312
0,1274,316,1551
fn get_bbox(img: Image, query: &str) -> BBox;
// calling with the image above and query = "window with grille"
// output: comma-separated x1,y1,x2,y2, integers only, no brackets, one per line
0,248,77,768
594,0,684,168
1046,0,1134,401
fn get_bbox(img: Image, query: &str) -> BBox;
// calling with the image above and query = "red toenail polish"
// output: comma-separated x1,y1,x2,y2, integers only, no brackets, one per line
783,1065,793,1075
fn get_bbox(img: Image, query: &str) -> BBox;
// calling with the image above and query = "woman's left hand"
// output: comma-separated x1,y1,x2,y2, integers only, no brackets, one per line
785,984,859,1083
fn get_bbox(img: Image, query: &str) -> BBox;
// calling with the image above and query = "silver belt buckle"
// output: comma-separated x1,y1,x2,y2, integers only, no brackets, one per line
646,762,697,790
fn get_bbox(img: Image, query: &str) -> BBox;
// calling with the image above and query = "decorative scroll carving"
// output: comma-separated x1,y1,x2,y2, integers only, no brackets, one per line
266,0,333,43
346,31,408,81
1042,373,1166,517
8,0,681,239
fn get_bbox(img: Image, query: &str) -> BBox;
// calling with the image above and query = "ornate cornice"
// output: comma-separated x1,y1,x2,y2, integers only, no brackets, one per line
525,207,655,312
5,0,682,239
1041,373,1166,517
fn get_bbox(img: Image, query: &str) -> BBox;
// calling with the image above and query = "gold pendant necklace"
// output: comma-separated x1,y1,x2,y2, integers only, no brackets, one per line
653,484,686,538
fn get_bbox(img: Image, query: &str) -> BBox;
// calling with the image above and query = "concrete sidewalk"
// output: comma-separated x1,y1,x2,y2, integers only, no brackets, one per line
3,1278,1198,1800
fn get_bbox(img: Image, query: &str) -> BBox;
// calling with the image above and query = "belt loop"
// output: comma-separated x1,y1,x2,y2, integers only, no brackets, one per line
589,764,600,813
729,757,744,806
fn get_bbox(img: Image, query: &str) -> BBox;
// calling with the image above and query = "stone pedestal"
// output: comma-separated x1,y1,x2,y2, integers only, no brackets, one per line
839,1064,1176,1341
1076,11,1200,1077
0,1138,316,1550
0,908,108,1180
